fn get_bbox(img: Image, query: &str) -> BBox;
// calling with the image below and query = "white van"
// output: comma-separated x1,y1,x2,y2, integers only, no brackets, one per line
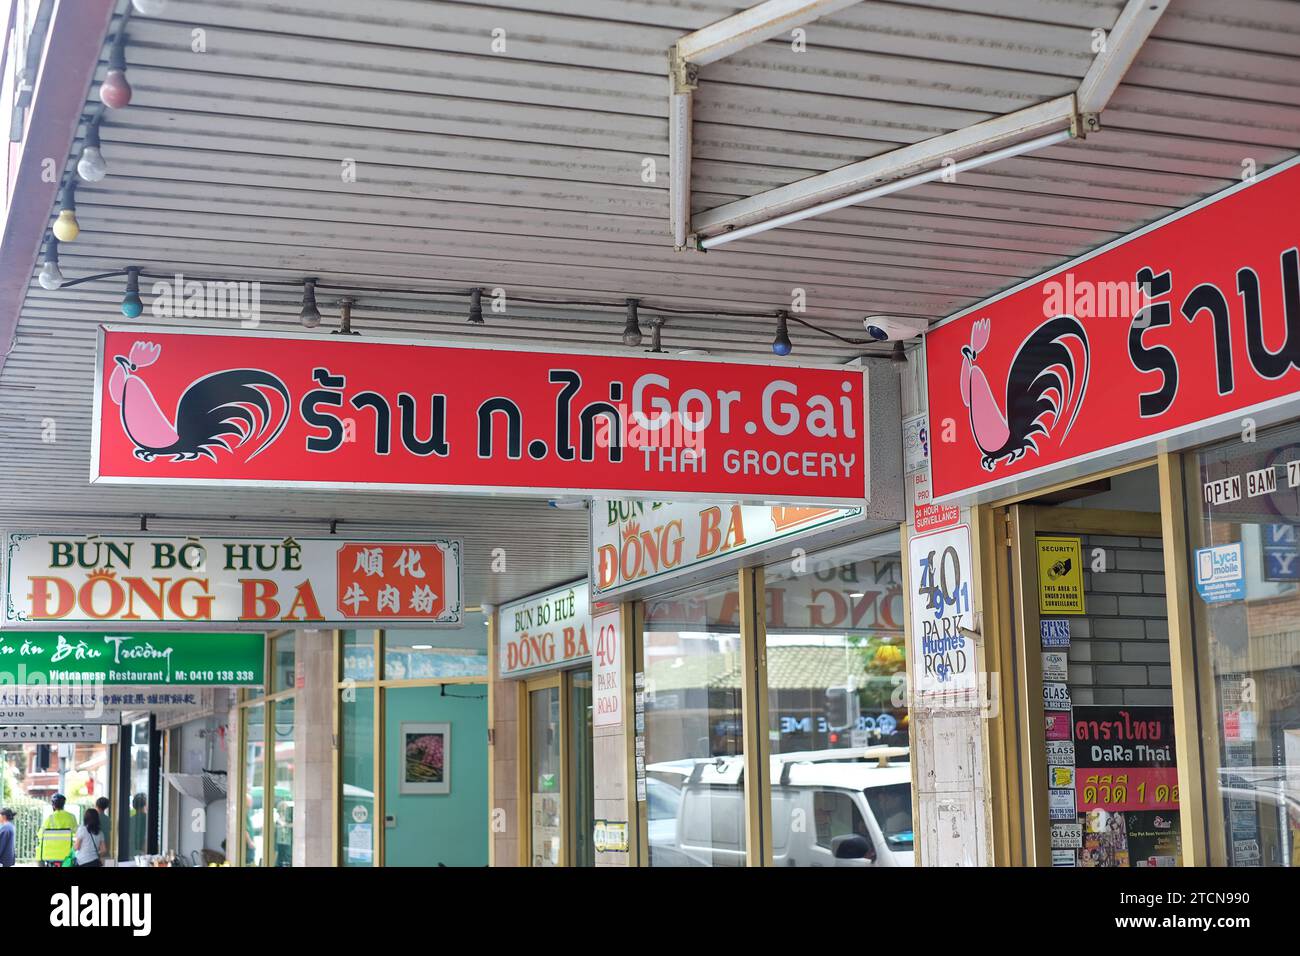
647,747,913,867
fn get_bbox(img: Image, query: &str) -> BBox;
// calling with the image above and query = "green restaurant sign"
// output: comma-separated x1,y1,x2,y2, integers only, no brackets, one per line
0,631,264,686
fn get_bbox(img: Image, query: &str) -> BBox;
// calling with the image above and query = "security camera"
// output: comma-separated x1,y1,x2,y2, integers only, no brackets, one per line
862,315,926,342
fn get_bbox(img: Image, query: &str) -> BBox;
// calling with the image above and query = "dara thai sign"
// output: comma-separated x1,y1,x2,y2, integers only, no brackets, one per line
591,499,863,597
2,532,462,628
0,631,265,685
926,156,1300,501
91,327,870,505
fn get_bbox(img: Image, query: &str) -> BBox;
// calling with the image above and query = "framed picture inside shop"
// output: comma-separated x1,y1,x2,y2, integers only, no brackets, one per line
401,722,451,795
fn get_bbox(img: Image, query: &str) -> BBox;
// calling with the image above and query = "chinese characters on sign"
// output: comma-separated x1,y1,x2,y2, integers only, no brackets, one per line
2,533,462,627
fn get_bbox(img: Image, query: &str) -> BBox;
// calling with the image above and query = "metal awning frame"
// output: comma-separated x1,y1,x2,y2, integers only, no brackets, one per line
670,0,1171,253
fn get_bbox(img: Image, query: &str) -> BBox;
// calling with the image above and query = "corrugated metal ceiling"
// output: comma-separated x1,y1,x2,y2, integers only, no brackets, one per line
0,0,1297,604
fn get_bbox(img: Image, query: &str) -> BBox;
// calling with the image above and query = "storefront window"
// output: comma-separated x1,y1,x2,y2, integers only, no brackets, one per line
128,718,153,859
340,687,375,867
643,576,744,867
342,630,376,681
529,685,562,867
243,704,265,866
1188,422,1300,867
763,534,911,866
382,611,488,680
272,698,295,866
273,633,296,694
569,670,595,867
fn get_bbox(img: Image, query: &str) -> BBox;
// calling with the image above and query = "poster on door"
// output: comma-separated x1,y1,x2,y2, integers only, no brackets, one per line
908,524,975,703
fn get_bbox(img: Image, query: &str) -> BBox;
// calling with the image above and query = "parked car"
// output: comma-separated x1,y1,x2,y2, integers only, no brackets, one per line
646,746,913,867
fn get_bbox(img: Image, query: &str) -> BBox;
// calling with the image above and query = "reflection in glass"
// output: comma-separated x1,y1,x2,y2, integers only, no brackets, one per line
273,698,295,866
243,705,265,866
529,686,562,866
569,670,595,866
128,719,151,858
341,630,376,681
273,633,296,694
1191,425,1300,867
643,576,744,867
763,534,912,867
340,687,375,866
383,612,488,679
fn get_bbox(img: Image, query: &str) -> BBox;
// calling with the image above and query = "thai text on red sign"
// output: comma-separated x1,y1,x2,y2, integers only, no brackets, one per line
93,328,870,504
925,158,1300,500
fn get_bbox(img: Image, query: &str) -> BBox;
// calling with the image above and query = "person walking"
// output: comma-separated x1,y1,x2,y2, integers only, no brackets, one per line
37,793,77,867
73,807,107,867
95,797,111,857
0,809,15,867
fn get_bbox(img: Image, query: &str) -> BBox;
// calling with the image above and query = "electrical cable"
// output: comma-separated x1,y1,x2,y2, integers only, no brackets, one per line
43,267,913,350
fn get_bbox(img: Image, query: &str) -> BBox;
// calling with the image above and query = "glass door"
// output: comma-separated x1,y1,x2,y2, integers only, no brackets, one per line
569,669,595,867
527,676,563,866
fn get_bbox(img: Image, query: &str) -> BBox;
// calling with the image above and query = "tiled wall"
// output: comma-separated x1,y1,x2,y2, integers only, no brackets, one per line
490,675,522,866
1066,534,1172,706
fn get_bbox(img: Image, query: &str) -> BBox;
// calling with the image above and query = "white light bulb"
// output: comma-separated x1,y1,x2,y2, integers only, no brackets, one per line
38,260,64,290
131,0,168,14
77,145,108,182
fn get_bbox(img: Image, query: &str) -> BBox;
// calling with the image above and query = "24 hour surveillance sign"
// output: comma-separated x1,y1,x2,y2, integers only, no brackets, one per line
91,327,870,505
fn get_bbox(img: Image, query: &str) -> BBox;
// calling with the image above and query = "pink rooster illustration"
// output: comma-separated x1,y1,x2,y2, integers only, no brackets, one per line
960,315,1089,471
108,340,290,462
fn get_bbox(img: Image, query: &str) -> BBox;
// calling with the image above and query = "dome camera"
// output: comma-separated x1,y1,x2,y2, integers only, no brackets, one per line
862,316,924,342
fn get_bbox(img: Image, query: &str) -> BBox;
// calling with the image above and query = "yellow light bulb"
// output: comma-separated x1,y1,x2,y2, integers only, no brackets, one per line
52,209,80,242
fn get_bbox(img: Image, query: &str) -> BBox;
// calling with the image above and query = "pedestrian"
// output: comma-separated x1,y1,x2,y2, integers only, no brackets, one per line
95,796,111,852
0,808,15,867
37,793,77,867
73,807,107,867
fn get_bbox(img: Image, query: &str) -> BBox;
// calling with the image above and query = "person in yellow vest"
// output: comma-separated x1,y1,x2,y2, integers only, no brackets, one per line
38,793,77,866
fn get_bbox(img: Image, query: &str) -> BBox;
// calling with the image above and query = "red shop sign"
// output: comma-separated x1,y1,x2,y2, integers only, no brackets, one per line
925,157,1300,501
92,328,869,503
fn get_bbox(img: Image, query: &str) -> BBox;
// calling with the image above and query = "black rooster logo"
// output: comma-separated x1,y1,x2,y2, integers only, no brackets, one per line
960,315,1090,471
107,340,290,463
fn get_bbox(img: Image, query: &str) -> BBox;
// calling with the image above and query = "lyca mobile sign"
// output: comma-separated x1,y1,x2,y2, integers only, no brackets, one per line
2,533,462,627
92,328,870,505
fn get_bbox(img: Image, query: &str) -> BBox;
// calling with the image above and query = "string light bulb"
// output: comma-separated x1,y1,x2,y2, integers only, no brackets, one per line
622,298,643,347
37,238,64,290
77,118,108,182
100,29,132,109
299,278,321,328
121,267,143,317
51,181,80,242
771,311,793,356
467,287,483,324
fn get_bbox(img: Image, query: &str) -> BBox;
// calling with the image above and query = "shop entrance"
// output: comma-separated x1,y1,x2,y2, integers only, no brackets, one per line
525,668,594,867
990,463,1183,867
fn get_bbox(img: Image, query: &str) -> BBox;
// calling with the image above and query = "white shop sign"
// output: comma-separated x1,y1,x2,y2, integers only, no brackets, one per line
1045,740,1076,765
0,724,103,743
498,580,591,678
1042,651,1069,682
592,604,623,729
908,524,976,702
2,532,462,628
591,500,862,598
0,707,122,724
1043,682,1072,710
